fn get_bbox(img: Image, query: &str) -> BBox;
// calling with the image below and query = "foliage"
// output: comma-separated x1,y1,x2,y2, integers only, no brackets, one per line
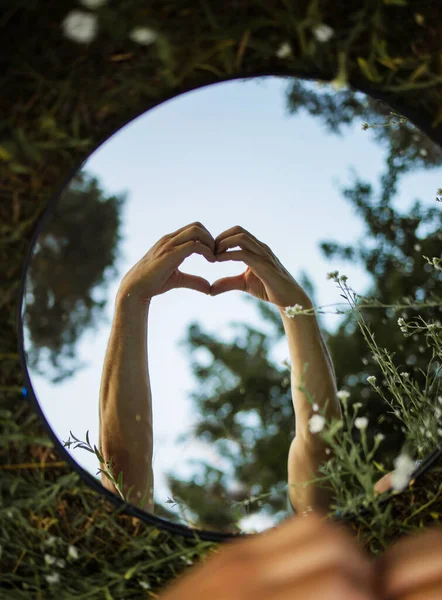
23,170,126,383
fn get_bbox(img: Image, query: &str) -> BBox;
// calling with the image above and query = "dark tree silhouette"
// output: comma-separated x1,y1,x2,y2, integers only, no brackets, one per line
23,170,126,383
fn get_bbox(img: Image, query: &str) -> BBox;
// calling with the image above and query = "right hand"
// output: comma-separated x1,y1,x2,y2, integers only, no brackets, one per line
157,512,379,600
117,222,216,304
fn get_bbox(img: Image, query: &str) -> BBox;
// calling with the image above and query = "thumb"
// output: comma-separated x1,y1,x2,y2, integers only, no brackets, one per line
176,270,211,294
210,273,246,296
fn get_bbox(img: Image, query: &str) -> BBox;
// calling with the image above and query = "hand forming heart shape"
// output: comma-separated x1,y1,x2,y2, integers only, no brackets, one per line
118,221,312,311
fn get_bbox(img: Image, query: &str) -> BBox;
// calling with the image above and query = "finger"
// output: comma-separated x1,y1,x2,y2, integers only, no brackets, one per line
210,273,246,296
228,512,359,564
376,528,442,600
392,581,442,600
168,221,213,240
216,232,267,256
263,567,378,600
250,525,374,594
172,239,216,265
176,270,211,294
215,248,262,267
374,472,393,494
170,222,215,253
214,225,266,250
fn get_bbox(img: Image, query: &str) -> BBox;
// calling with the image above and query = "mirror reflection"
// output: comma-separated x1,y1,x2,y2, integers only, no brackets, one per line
22,76,442,534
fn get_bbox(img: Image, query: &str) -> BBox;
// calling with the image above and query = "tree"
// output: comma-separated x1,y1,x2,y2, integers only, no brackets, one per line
23,170,126,383
159,83,442,532
284,79,442,173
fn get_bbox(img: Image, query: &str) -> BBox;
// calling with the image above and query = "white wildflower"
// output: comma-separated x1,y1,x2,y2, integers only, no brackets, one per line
325,448,331,455
353,402,363,410
355,417,368,430
44,554,57,566
435,407,442,420
438,396,442,405
309,414,326,433
312,24,334,43
419,148,428,157
45,573,60,585
67,545,79,560
79,0,107,8
129,27,159,45
139,581,151,590
337,390,350,402
312,403,319,412
284,304,304,317
400,372,409,378
367,376,377,385
438,428,442,436
414,244,421,251
276,42,292,58
397,317,406,327
375,433,385,442
56,559,66,569
44,535,58,547
62,10,97,44
391,452,416,492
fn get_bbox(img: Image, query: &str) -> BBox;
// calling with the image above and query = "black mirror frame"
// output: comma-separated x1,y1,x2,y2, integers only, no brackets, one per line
16,68,442,544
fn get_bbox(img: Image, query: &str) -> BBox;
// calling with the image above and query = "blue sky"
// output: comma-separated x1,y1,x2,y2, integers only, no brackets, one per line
23,76,441,533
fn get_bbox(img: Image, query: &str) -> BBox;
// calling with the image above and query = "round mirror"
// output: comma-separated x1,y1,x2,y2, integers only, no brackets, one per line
19,75,442,538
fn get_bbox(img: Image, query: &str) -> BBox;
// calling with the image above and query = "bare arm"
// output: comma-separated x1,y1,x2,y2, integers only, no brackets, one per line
279,295,342,513
98,291,154,512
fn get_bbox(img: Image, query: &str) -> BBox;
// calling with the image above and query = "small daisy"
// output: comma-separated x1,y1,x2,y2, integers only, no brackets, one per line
129,27,159,45
67,545,79,560
276,42,292,58
309,414,326,433
355,417,368,430
284,304,304,317
62,10,97,44
45,573,60,585
312,24,334,43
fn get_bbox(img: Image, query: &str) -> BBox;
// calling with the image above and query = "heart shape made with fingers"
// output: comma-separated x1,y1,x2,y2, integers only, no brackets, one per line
179,250,249,297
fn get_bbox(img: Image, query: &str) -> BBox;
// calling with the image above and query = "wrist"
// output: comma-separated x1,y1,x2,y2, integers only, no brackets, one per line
115,287,151,318
278,293,314,318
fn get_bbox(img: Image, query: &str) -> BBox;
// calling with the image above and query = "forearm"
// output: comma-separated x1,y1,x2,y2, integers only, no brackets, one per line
98,291,154,510
279,296,342,449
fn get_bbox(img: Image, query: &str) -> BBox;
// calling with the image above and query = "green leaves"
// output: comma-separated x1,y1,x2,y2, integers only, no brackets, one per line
357,57,383,83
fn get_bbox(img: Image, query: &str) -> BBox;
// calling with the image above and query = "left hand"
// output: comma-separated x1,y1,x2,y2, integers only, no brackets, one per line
210,225,311,309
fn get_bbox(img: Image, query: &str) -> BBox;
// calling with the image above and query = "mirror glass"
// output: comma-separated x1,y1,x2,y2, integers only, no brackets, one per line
21,76,442,535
